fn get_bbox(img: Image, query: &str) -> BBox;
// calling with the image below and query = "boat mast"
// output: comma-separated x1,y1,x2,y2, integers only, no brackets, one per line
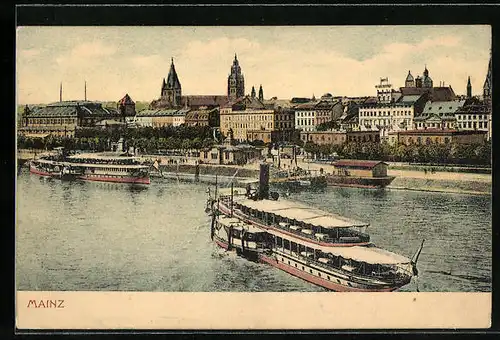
230,182,234,217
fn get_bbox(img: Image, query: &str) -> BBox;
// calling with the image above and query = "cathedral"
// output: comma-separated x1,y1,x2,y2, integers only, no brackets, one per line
227,54,245,100
405,66,433,88
160,58,182,107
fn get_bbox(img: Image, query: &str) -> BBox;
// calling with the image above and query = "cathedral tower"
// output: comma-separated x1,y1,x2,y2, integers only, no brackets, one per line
258,85,264,101
405,70,415,87
251,86,256,98
467,76,472,98
161,58,182,107
227,54,245,101
483,53,492,99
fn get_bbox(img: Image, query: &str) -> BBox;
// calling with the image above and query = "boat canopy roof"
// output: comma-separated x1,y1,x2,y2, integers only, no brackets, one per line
236,197,368,229
266,228,410,264
68,152,138,161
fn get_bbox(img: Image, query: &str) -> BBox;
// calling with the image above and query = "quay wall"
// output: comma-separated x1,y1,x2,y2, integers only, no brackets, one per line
388,176,491,195
158,164,259,178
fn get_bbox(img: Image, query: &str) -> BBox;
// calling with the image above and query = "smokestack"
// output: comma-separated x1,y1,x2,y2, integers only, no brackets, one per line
84,80,87,101
259,163,270,200
59,82,62,102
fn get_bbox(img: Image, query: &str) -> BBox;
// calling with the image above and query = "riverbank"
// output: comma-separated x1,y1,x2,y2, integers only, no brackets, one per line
154,160,491,196
18,150,491,195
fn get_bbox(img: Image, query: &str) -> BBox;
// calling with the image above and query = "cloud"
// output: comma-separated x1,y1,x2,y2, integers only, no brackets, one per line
19,48,41,59
56,41,117,67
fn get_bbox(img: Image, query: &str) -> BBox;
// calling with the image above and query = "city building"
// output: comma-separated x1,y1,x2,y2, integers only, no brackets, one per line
227,54,245,101
455,100,491,140
300,130,347,145
117,93,136,117
220,95,294,144
199,134,260,165
391,129,487,146
19,99,125,138
135,108,187,128
184,107,219,127
414,100,465,130
294,95,343,132
375,77,401,103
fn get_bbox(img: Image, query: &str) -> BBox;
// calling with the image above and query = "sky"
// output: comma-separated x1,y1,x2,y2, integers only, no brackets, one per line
17,26,491,104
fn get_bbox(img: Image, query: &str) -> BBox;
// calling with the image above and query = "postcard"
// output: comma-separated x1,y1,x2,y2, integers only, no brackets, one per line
16,24,492,330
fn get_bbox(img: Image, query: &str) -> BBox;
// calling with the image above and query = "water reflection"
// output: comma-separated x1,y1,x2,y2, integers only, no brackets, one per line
16,170,491,292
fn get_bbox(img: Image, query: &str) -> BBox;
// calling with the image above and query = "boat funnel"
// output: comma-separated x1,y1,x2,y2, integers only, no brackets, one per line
258,163,270,199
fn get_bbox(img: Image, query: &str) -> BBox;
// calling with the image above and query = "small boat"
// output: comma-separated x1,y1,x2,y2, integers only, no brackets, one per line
207,163,423,292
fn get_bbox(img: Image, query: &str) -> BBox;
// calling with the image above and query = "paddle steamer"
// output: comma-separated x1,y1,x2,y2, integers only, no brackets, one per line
30,147,150,184
207,163,423,292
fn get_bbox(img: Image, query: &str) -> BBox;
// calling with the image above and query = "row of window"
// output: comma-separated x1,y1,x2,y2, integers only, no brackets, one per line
279,256,349,287
297,119,314,126
456,114,489,121
459,121,488,129
29,118,77,125
360,110,411,117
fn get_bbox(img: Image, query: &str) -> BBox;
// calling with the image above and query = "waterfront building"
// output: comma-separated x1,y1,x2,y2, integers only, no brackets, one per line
19,100,123,138
294,96,343,132
333,160,389,178
199,133,260,165
454,99,491,140
346,130,381,143
185,107,219,127
220,95,294,144
358,94,425,143
227,54,245,101
117,93,136,118
414,100,465,130
135,108,187,128
375,77,401,103
300,130,347,145
391,129,487,146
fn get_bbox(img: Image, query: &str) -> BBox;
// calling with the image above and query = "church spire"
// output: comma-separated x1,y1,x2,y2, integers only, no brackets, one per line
251,86,256,98
467,76,472,98
258,84,264,101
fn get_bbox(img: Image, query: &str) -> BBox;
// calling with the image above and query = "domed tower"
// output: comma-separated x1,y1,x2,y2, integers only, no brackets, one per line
227,54,245,101
422,65,433,88
162,58,182,107
405,70,415,87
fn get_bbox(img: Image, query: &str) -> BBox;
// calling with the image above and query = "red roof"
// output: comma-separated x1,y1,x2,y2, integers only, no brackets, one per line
333,160,387,169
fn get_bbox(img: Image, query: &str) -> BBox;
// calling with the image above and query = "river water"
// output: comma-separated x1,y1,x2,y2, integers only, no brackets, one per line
16,170,491,292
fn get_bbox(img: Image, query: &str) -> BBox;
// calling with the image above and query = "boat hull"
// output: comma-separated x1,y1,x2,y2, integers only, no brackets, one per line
259,253,400,292
325,175,395,189
30,162,150,184
77,175,150,185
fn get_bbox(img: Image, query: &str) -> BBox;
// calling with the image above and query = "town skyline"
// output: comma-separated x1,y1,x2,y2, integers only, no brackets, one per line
17,25,491,104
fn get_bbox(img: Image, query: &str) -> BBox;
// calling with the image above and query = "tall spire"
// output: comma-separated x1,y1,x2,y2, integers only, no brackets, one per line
84,80,87,101
251,86,256,98
59,82,62,102
467,76,472,98
258,84,264,101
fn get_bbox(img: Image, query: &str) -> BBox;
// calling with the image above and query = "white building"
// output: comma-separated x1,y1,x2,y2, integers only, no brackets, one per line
455,102,491,140
294,98,341,132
